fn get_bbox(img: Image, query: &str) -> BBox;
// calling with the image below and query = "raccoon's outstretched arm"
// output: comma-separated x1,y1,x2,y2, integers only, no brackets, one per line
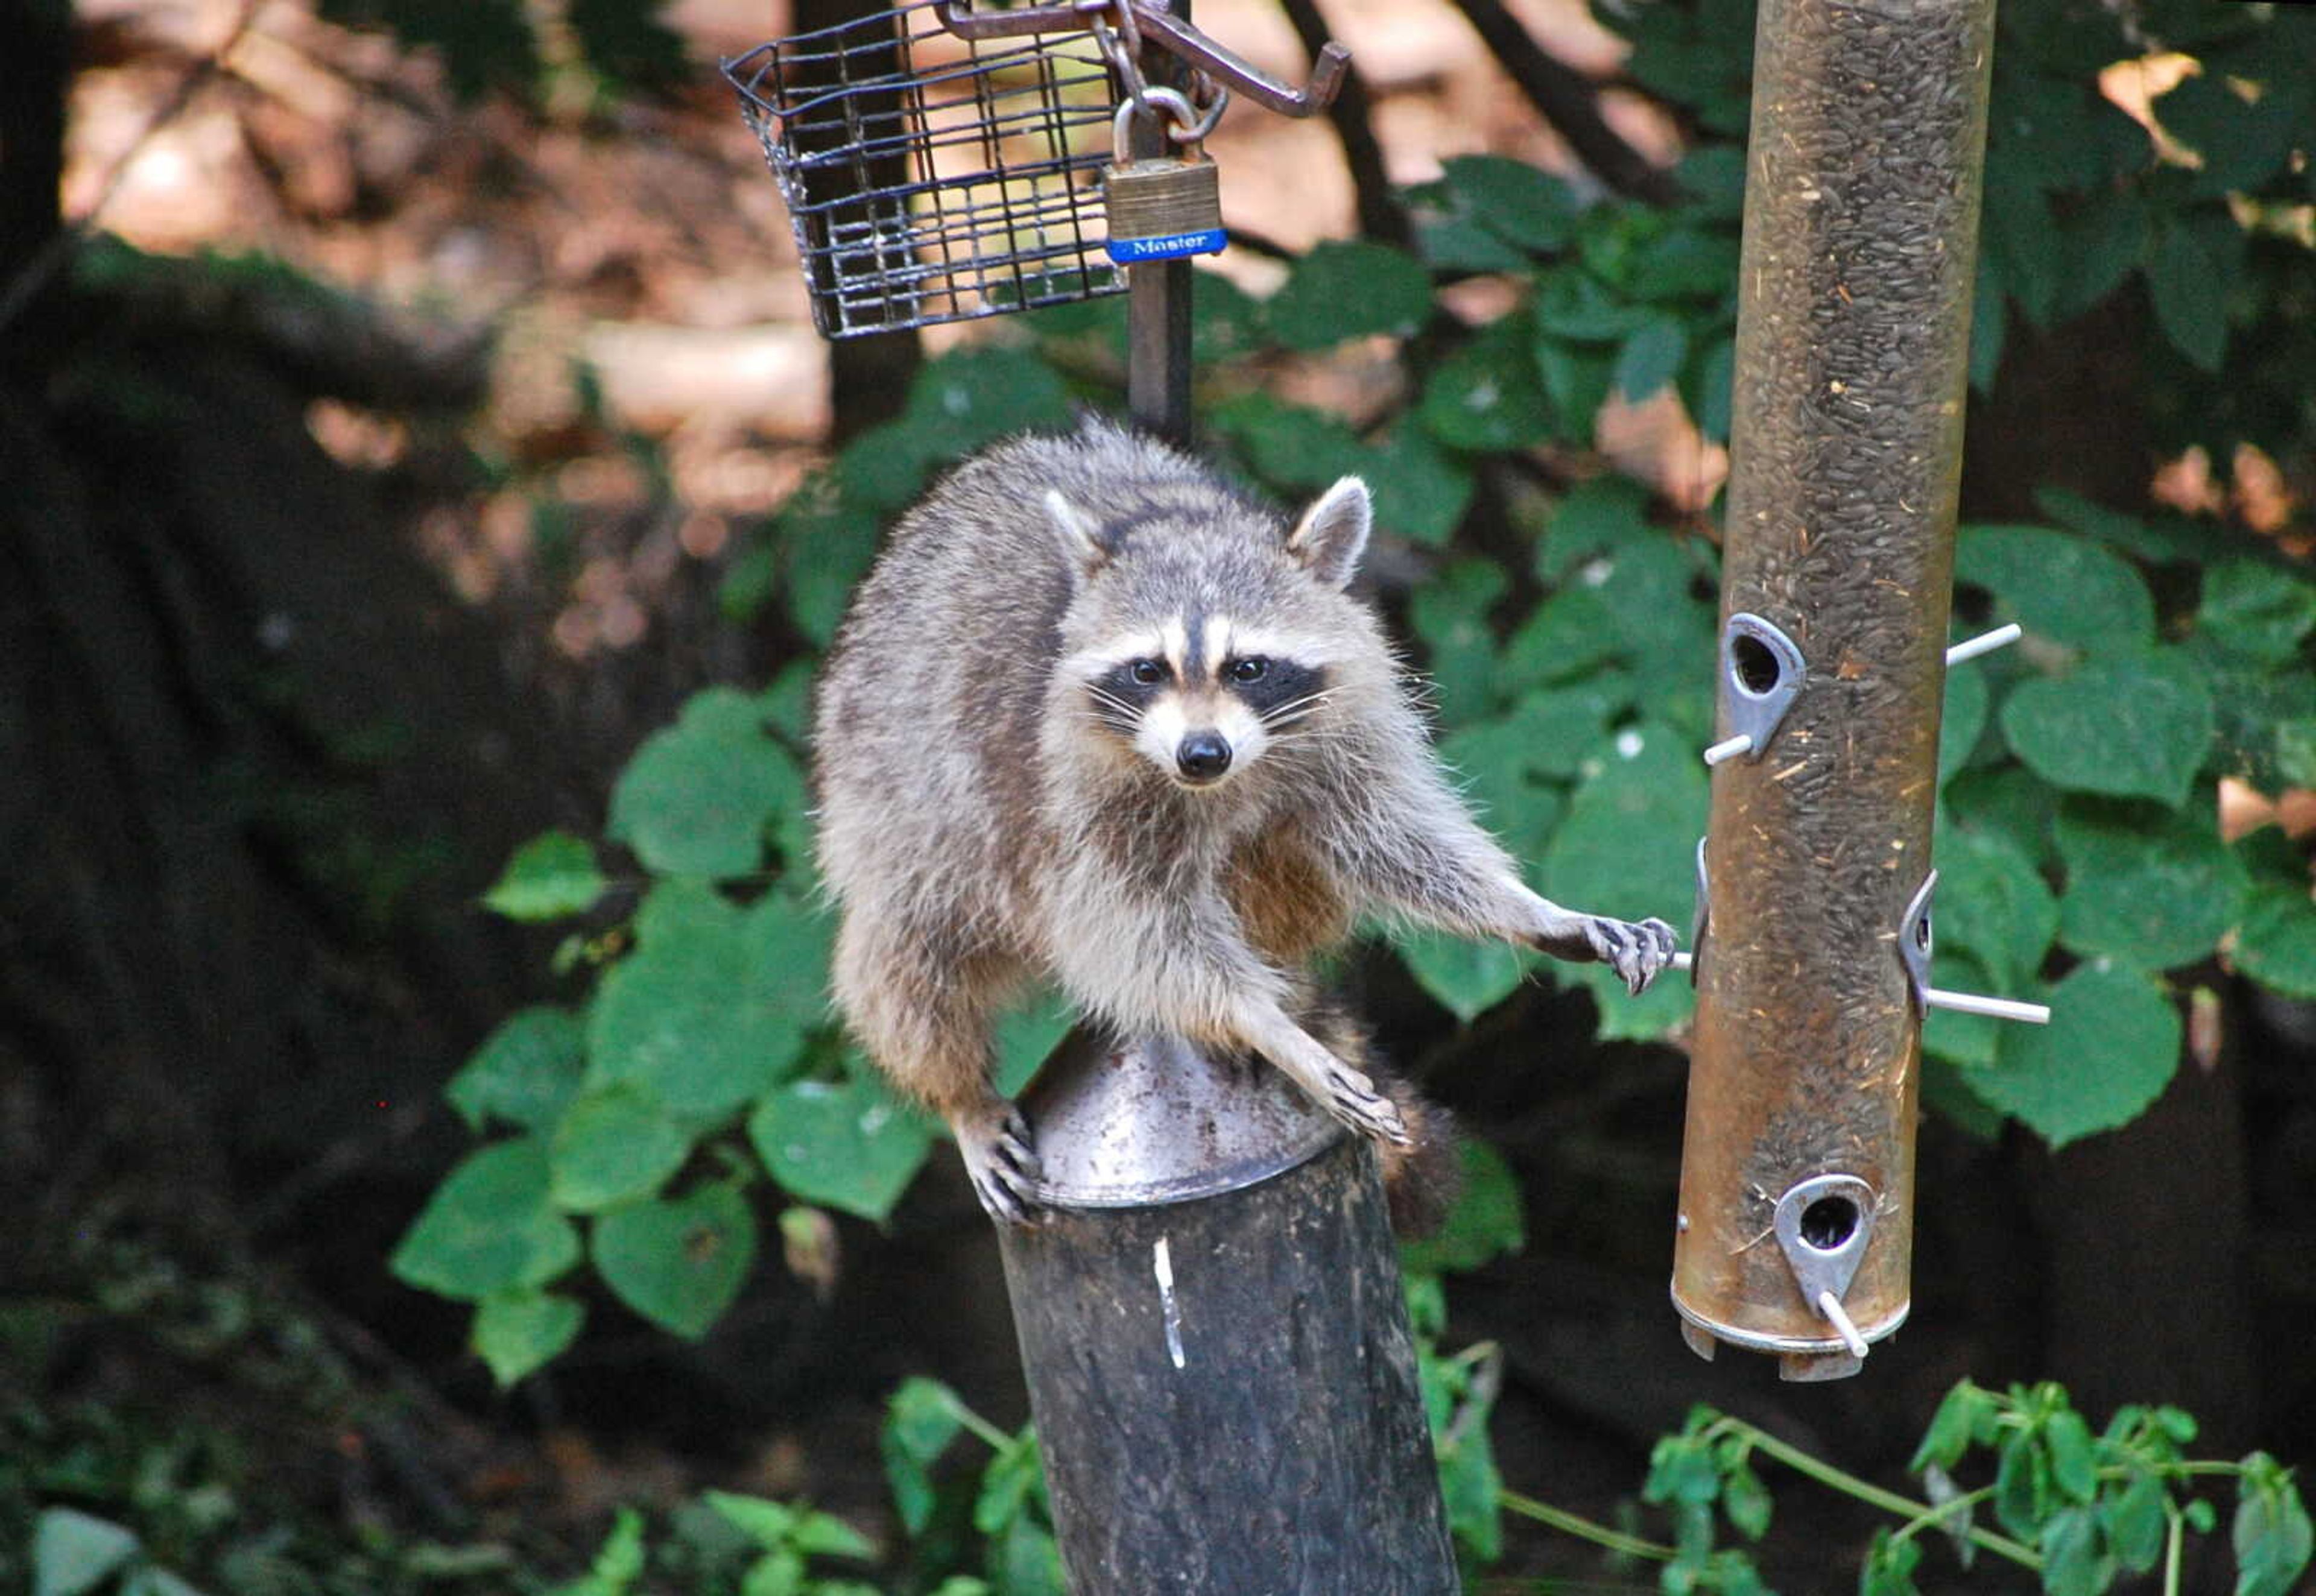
1319,743,1678,995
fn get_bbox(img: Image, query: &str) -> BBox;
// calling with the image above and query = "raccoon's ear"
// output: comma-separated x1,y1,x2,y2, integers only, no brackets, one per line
1288,476,1371,590
1046,490,1109,578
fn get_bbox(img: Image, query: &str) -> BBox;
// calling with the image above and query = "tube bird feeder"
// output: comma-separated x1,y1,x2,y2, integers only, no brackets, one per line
1671,0,1998,1380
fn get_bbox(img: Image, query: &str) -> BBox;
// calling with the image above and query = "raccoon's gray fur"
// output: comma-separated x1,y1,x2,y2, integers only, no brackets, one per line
814,420,1675,1223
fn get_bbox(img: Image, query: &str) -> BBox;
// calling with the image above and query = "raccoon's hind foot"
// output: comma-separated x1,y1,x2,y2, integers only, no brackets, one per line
954,1100,1043,1226
1532,912,1679,995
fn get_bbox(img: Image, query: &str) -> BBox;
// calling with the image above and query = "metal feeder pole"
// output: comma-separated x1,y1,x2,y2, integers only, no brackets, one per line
1124,3,1195,441
1671,0,1996,1381
995,12,1457,1586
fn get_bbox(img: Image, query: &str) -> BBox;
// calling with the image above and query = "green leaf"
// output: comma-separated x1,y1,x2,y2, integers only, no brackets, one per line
994,991,1074,1099
901,347,1074,459
973,1433,1044,1536
1542,725,1709,1038
1266,241,1434,350
748,1074,935,1222
1689,336,1735,443
1435,1415,1504,1563
1946,765,2061,871
2055,798,2247,970
1859,1527,1923,1596
1533,339,1616,445
1396,929,1527,1024
1955,524,2156,656
1400,1139,1525,1274
1644,1436,1721,1507
549,1085,694,1212
1159,273,1248,365
1721,1464,1773,1542
1207,393,1363,492
2001,651,2215,808
1911,1382,1998,1472
317,0,538,100
574,1506,646,1594
1940,654,1989,785
2156,70,2302,198
1923,953,2002,1070
447,1007,586,1133
882,1378,967,1536
1967,959,2181,1149
591,1182,758,1339
2037,1504,2107,1596
1440,155,1578,252
119,1571,204,1596
1994,1428,2052,1542
607,687,805,879
587,883,828,1116
2236,884,2316,999
2199,560,2316,663
1627,229,1738,302
33,1508,141,1596
2233,1459,2313,1596
2046,1408,2099,1503
1500,588,1625,691
473,1290,584,1386
2145,216,2233,373
566,0,688,91
1365,421,1475,547
1531,270,1656,342
391,1138,581,1301
788,1509,876,1560
739,1548,804,1596
2104,1468,2168,1572
1421,314,1552,453
484,830,608,921
705,1492,797,1549
1535,475,1653,582
1408,560,1509,727
1932,822,2057,989
1613,318,1689,402
1406,179,1530,274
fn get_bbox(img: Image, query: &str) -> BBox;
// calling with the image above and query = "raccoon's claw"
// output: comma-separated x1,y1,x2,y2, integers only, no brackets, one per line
1587,915,1679,995
1319,1062,1411,1147
957,1104,1043,1226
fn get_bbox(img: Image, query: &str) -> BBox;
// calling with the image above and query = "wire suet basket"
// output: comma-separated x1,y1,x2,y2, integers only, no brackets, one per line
724,2,1126,338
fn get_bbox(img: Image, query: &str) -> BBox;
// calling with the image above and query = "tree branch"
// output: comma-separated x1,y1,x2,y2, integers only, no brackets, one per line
1273,0,1413,248
1440,0,1680,207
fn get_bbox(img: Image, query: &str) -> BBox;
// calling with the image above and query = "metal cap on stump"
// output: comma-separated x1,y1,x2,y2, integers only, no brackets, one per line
996,1029,1459,1594
1671,0,1996,1381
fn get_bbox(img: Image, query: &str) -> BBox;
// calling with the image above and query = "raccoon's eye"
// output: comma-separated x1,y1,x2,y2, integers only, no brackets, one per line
1129,659,1166,685
1227,656,1270,684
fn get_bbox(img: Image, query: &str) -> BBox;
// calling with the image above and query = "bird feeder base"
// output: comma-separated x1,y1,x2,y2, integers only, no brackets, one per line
1671,1288,1909,1383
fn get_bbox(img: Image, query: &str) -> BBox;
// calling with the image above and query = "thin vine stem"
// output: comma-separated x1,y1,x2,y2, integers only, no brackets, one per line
2163,1504,2186,1596
1703,1418,2043,1569
1498,1489,1677,1564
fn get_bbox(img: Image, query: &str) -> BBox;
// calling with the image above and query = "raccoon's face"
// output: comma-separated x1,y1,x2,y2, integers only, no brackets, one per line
1075,618,1334,789
1049,475,1372,792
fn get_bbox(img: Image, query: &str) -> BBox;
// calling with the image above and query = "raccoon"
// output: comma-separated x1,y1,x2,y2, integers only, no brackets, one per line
813,420,1677,1223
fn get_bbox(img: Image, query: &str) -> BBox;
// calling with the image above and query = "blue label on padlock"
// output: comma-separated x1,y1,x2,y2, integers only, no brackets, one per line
1106,229,1227,264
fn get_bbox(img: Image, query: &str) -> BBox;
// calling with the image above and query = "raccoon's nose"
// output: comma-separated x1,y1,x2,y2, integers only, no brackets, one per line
1175,731,1233,783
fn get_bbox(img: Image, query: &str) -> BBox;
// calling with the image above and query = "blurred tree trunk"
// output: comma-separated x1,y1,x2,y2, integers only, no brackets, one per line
0,0,70,326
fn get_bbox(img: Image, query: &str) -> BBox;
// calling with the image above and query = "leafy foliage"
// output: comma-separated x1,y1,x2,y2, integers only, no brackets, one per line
396,0,2315,1393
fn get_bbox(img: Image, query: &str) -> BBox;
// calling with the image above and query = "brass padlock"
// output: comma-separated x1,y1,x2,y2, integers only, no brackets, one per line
1103,93,1225,265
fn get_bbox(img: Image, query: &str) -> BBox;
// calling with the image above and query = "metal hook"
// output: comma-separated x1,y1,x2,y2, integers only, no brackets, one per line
937,0,1349,118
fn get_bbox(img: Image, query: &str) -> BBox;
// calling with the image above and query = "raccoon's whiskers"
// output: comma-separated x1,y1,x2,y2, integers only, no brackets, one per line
1259,690,1334,725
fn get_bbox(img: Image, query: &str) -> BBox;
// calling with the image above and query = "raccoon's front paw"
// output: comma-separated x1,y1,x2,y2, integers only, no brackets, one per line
1584,915,1679,995
955,1102,1043,1226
